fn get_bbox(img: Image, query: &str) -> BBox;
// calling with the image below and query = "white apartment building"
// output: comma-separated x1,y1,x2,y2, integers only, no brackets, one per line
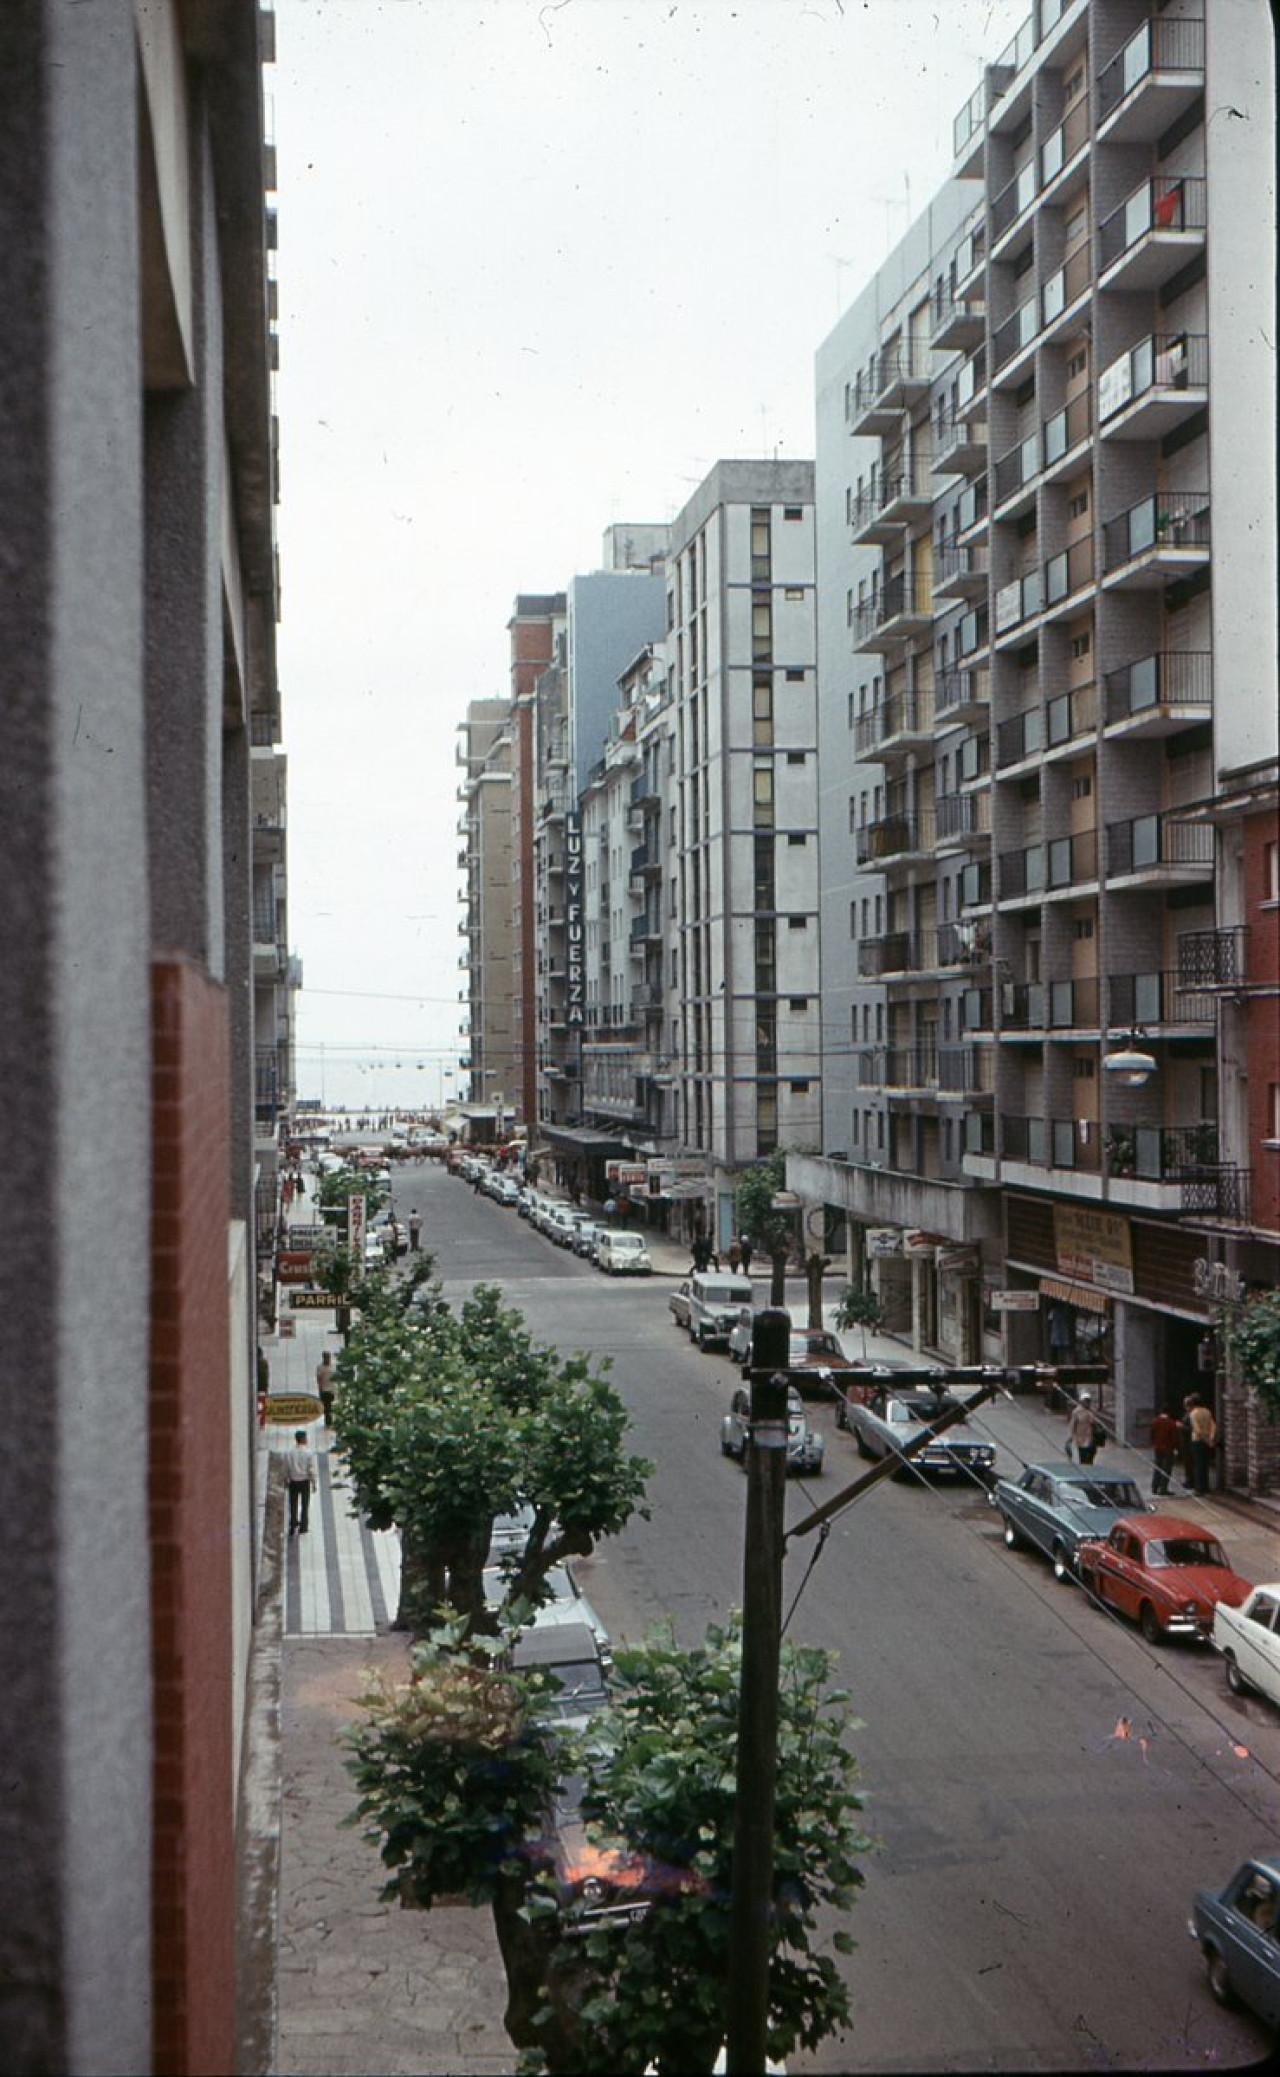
799,0,1277,1467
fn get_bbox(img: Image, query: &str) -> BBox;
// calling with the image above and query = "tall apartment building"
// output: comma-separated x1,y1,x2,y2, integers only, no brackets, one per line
663,461,823,1246
456,700,519,1129
506,594,566,1129
800,0,1277,1475
1,3,282,2067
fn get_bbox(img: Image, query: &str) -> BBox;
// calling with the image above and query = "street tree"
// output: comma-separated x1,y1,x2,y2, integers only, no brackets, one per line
835,1282,886,1358
345,1615,872,2076
734,1152,796,1306
1220,1288,1280,1421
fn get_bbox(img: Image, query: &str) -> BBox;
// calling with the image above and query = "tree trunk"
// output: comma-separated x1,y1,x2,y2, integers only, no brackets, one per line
490,1871,595,2072
806,1252,829,1331
395,1525,445,1632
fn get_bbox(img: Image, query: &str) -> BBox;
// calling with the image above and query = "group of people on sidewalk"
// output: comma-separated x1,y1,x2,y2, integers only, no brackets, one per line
1064,1389,1218,1496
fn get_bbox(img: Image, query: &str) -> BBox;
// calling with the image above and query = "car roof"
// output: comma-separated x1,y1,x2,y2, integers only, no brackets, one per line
1130,1514,1225,1538
511,1621,601,1667
1024,1462,1139,1486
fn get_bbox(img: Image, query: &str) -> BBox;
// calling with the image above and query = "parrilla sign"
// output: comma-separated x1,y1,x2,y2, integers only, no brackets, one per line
566,814,584,1028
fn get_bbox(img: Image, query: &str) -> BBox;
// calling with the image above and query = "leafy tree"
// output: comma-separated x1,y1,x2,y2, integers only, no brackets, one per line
317,1163,389,1220
346,1616,872,2076
734,1153,797,1306
834,1283,885,1357
1220,1289,1280,1421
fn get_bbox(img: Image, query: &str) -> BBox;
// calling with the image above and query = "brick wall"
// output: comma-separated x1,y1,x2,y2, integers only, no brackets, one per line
150,958,236,2075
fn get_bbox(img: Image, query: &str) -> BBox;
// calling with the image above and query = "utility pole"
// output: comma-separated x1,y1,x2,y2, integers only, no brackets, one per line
726,1307,791,2076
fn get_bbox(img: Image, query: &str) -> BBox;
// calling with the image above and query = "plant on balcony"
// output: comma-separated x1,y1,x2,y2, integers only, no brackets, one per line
1105,1128,1136,1177
1219,1289,1280,1422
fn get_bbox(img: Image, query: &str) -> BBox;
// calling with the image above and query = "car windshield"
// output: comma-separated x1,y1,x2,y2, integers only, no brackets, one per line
1071,1479,1144,1510
1145,1538,1227,1570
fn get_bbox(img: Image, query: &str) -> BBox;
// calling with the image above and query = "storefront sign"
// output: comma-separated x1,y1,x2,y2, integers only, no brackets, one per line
263,1394,323,1425
286,1223,326,1246
1054,1203,1134,1295
566,815,584,1028
1193,1257,1245,1304
938,1246,980,1275
993,1289,1041,1311
607,1162,650,1189
348,1193,366,1262
277,1251,315,1285
867,1228,903,1257
289,1290,338,1310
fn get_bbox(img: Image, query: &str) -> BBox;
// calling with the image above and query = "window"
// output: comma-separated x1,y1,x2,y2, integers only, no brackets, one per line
1068,489,1090,519
786,751,805,766
785,668,805,682
789,997,808,1011
784,587,805,602
753,763,775,828
1073,917,1095,940
783,506,803,521
1265,840,1279,902
1072,775,1093,800
787,832,806,846
787,915,807,930
1267,1084,1280,1143
753,677,774,747
1073,1057,1096,1080
1070,630,1091,659
1067,346,1088,380
752,601,773,662
790,1080,811,1094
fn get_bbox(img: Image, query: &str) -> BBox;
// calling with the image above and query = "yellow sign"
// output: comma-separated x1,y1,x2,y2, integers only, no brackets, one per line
1053,1204,1133,1295
264,1394,323,1425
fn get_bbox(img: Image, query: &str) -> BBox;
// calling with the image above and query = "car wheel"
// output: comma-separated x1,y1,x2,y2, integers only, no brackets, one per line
854,1427,872,1460
1051,1543,1072,1583
696,1327,707,1351
1139,1601,1164,1646
835,1398,848,1431
1225,1653,1248,1696
1003,1520,1022,1551
1206,1950,1233,2007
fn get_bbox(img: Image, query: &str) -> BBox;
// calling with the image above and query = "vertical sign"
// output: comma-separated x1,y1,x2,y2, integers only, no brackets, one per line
565,814,584,1029
348,1193,366,1265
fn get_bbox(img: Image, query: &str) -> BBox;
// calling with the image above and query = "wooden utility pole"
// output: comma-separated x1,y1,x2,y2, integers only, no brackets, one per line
726,1307,791,2076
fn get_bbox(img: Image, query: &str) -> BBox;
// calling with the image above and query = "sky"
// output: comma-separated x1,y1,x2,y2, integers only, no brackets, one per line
270,0,1030,1113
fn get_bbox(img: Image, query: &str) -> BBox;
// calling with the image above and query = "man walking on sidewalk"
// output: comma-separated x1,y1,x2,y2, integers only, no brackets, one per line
286,1429,317,1535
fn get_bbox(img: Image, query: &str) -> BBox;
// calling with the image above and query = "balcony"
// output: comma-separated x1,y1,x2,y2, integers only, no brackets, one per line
934,406,987,478
999,828,1099,902
855,811,937,868
1107,1122,1220,1185
1039,94,1091,195
1039,244,1093,344
931,284,985,352
936,789,992,849
1102,493,1210,589
956,476,989,538
1180,1165,1252,1226
936,665,989,726
854,689,935,761
1098,16,1206,144
1003,1115,1103,1175
1104,651,1212,738
1107,971,1216,1031
879,463,935,526
628,774,662,820
848,342,934,436
629,914,662,945
1099,176,1207,293
934,543,990,603
993,567,1043,642
630,842,662,878
955,605,990,663
1106,812,1214,885
1099,332,1208,442
851,575,935,650
857,930,938,979
856,1046,940,1095
1042,538,1095,621
990,159,1039,249
938,1044,995,1096
1177,927,1249,991
951,218,987,300
850,480,909,547
1042,391,1092,480
992,430,1040,515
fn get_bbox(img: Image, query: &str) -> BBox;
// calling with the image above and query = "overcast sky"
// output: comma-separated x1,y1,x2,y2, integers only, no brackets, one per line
271,0,1028,1112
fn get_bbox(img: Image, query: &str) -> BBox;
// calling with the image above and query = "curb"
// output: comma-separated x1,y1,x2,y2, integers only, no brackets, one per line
236,1459,286,2076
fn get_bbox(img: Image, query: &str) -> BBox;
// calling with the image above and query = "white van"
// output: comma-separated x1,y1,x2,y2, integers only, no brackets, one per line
597,1231,653,1276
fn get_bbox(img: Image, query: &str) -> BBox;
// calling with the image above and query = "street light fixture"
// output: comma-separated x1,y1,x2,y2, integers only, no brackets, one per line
1103,1029,1157,1087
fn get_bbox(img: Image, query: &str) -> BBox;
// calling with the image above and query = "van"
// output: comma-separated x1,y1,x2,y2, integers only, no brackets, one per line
597,1231,652,1276
686,1273,755,1350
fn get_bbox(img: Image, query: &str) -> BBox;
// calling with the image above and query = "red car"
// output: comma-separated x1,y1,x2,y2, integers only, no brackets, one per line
1077,1515,1252,1644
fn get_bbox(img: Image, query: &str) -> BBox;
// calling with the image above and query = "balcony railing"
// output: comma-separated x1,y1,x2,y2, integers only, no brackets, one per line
1177,927,1249,990
940,918,992,967
849,341,934,429
1040,243,1092,333
1108,971,1216,1029
1104,651,1212,726
994,567,1043,637
1003,1115,1102,1173
1181,1165,1252,1225
999,828,1098,898
936,666,989,722
934,406,987,475
1099,331,1208,429
1043,390,1092,471
1040,93,1090,186
1107,813,1214,878
851,575,934,647
939,1045,995,1095
957,477,989,535
857,1046,940,1092
934,542,990,597
992,295,1039,376
1000,977,1101,1029
991,159,1039,241
1105,1122,1220,1183
855,811,936,866
1098,16,1206,125
936,790,992,843
993,430,1040,509
1044,538,1095,612
956,606,990,661
857,930,935,979
855,690,935,758
1103,492,1210,575
1099,175,1207,273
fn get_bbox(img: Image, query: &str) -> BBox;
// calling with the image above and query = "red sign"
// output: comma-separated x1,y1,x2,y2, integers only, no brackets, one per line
278,1251,315,1284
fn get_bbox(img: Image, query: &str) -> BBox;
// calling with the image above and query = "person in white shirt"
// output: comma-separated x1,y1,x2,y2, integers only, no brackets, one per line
285,1430,317,1535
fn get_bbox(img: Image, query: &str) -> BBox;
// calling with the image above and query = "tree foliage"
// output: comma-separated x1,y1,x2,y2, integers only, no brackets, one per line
734,1153,796,1304
318,1163,389,1218
1220,1289,1280,1420
346,1615,872,2076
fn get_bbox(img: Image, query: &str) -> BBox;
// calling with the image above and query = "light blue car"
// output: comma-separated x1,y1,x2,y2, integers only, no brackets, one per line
991,1462,1147,1580
1191,1856,1280,2030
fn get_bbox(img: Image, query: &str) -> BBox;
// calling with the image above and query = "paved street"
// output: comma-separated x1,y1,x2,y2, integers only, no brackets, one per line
263,1156,1280,2074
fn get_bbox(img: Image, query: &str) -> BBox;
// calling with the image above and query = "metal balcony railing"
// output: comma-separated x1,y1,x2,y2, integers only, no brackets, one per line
855,811,936,866
1108,970,1216,1028
857,931,933,978
938,1045,995,1094
999,829,1098,898
1098,15,1205,121
854,689,935,756
1103,492,1211,572
1099,175,1207,271
1181,1166,1252,1225
857,1046,940,1091
1177,927,1249,990
937,790,992,842
851,575,934,646
1105,651,1212,725
1044,538,1095,610
1003,1115,1102,1173
940,919,992,967
991,160,1039,240
1106,1122,1220,1182
1107,814,1213,877
936,666,989,721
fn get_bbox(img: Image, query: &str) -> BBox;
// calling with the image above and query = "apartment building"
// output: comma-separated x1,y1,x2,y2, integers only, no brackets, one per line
0,3,282,2066
456,700,519,1128
800,0,1277,1472
506,594,566,1129
664,461,823,1247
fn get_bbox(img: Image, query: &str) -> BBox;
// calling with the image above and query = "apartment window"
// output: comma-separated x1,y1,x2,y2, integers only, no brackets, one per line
847,691,855,728
1073,917,1095,940
1064,61,1085,104
752,602,773,662
1070,630,1091,660
789,997,808,1011
1073,1057,1096,1080
1265,840,1279,902
787,832,806,846
1067,346,1088,380
751,508,772,582
757,1085,778,1156
790,1080,811,1094
1065,204,1088,249
1267,1084,1280,1143
787,915,807,931
849,796,858,833
850,901,858,938
785,587,805,602
785,668,805,682
851,1110,860,1143
753,762,775,828
753,677,774,747
1072,775,1092,800
783,507,803,521
1068,489,1090,520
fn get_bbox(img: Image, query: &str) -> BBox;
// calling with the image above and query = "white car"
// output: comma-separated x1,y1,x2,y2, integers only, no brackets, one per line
1214,1584,1280,1704
597,1231,652,1275
484,1561,612,1665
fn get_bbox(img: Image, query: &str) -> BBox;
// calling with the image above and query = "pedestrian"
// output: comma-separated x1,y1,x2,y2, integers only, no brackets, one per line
727,1238,743,1273
285,1429,317,1535
739,1234,754,1274
1149,1405,1180,1496
1065,1390,1099,1465
315,1350,336,1428
1186,1395,1218,1496
1179,1393,1199,1487
408,1209,422,1252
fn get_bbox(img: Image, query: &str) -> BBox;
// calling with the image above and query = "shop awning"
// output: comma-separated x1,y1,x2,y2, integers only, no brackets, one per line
1038,1276,1111,1314
541,1127,633,1160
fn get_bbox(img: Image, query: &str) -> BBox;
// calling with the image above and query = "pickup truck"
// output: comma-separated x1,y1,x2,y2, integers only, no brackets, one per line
844,1383,996,1481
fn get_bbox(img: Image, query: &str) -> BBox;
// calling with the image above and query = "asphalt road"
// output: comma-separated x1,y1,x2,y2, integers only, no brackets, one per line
396,1160,1279,2072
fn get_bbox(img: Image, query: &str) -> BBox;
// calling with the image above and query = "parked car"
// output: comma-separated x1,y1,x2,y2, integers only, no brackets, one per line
669,1273,755,1348
1077,1515,1252,1644
570,1219,603,1258
484,1561,612,1665
487,1173,522,1206
539,1774,707,1935
720,1384,824,1475
992,1464,1148,1581
1190,1856,1280,2029
510,1620,611,1729
597,1231,653,1276
726,1314,891,1404
1214,1583,1280,1703
844,1383,996,1481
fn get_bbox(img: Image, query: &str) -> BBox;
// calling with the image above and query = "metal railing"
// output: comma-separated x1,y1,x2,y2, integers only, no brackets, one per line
1104,650,1212,725
936,666,989,720
1103,492,1210,571
999,829,1098,898
937,790,991,841
858,931,935,978
1181,1165,1251,1224
939,1045,995,1094
1107,814,1214,877
1099,332,1208,426
851,575,933,645
1004,1115,1102,1173
854,690,935,756
934,543,989,590
1108,971,1216,1028
855,812,936,865
1100,175,1207,271
1177,927,1249,990
857,1046,940,1091
1098,16,1205,121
